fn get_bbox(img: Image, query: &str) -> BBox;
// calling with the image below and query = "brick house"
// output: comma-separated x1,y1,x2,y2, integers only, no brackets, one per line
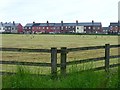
0,22,5,33
108,22,120,34
77,21,102,34
25,20,102,34
0,21,23,33
24,23,34,34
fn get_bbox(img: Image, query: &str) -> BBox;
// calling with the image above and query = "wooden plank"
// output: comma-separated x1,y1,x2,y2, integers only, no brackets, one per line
1,64,119,76
105,44,110,72
110,44,120,48
0,47,51,53
110,55,120,58
67,57,105,65
0,71,50,76
67,45,105,52
94,63,120,71
0,61,51,67
51,47,57,77
60,47,67,75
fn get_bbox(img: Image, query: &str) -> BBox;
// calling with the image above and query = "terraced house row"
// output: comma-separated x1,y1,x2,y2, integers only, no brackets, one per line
0,20,120,34
24,20,103,34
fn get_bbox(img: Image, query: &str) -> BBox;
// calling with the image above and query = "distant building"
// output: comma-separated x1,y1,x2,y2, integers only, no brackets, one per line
24,23,34,34
108,22,120,34
102,27,109,34
0,21,23,33
0,22,5,33
24,20,102,34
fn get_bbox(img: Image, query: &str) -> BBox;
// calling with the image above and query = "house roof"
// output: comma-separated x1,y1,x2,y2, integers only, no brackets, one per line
25,23,34,27
25,22,102,27
0,22,20,27
39,23,47,26
78,22,101,26
54,23,62,26
110,22,120,26
32,23,40,27
63,23,76,26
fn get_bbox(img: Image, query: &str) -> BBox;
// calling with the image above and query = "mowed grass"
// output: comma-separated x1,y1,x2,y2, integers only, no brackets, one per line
1,34,119,74
2,34,119,48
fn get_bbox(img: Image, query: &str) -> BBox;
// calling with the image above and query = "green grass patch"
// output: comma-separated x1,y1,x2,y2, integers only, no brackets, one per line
2,66,119,88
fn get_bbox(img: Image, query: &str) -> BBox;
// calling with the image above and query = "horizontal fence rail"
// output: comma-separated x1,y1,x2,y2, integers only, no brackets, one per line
0,47,51,53
67,55,120,66
67,45,105,52
0,44,120,77
0,60,51,67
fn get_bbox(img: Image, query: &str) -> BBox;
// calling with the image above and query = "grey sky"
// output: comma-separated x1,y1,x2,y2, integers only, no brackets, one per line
0,0,119,26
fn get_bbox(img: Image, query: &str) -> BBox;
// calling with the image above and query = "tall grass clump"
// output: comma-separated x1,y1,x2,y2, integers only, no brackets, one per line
2,65,119,88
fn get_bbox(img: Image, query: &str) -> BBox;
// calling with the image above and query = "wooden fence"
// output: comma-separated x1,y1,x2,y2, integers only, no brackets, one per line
0,44,120,77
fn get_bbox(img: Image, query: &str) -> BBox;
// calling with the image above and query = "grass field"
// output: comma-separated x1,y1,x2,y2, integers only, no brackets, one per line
2,34,119,49
1,34,119,74
1,34,119,88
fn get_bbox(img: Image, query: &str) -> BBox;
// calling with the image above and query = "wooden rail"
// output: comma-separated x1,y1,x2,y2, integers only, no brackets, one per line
0,44,120,77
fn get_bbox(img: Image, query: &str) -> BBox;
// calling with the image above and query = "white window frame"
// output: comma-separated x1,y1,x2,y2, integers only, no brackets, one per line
43,27,45,29
61,26,63,30
88,27,91,29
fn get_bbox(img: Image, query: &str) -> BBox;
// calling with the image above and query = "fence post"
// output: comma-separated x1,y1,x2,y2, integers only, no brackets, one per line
60,47,67,75
51,47,57,77
105,44,110,72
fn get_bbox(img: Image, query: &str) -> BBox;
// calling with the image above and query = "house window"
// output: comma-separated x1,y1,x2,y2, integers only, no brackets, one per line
84,27,86,29
46,27,49,29
77,27,79,29
61,26,63,30
37,27,38,29
93,27,95,30
39,27,41,29
98,27,100,29
25,27,27,29
29,27,31,29
88,27,91,29
43,27,45,29
57,27,59,29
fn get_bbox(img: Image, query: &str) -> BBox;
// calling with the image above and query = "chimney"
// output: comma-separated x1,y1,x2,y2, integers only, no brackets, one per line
13,21,15,25
92,20,94,24
76,20,78,25
47,21,49,26
1,22,3,26
61,20,63,26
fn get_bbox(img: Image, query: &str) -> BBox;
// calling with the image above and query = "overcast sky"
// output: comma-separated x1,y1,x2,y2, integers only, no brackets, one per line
0,0,120,26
